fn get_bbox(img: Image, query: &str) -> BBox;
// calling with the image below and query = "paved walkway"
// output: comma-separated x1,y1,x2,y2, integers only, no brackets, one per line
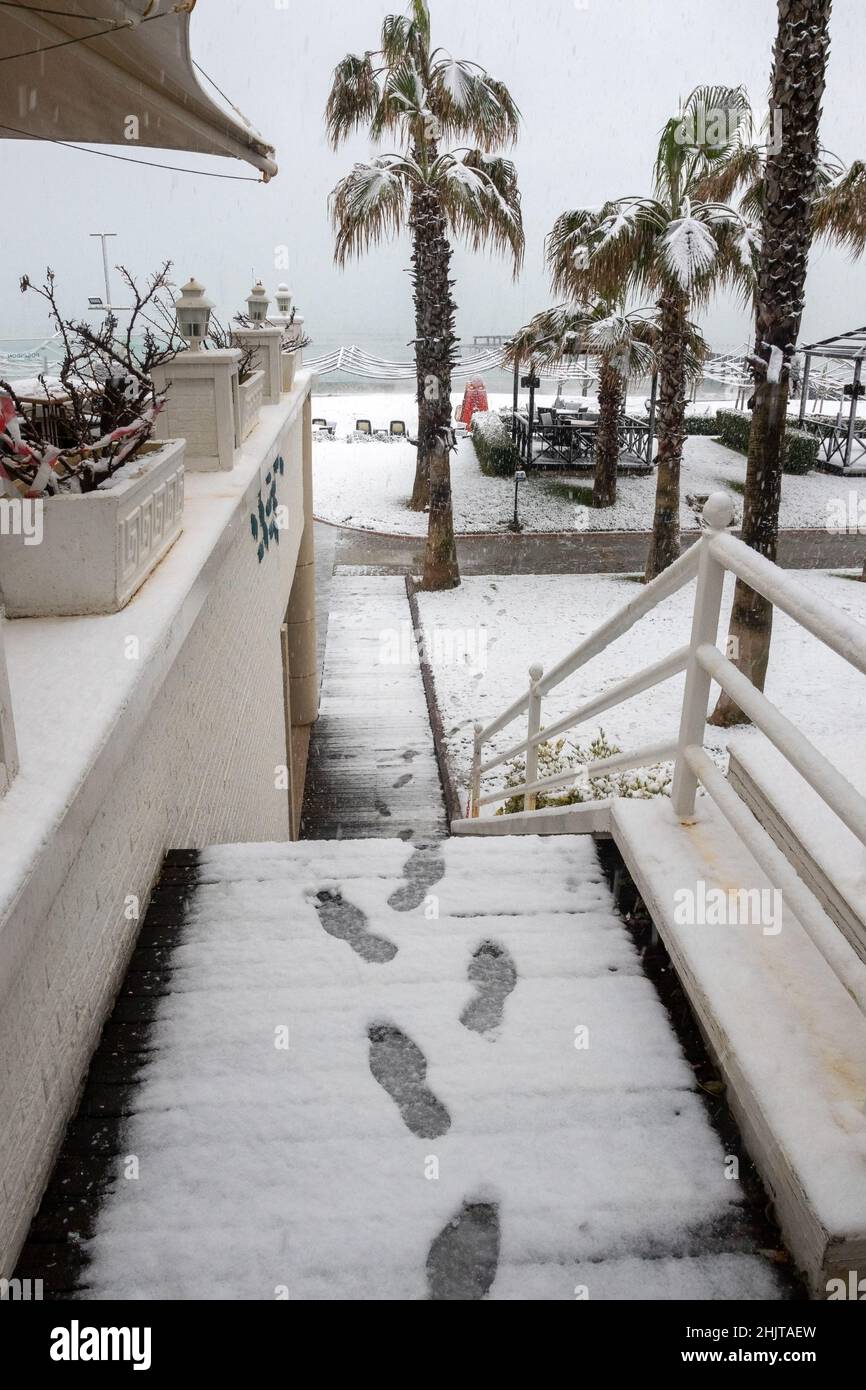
330,523,866,576
79,836,785,1300
300,574,448,841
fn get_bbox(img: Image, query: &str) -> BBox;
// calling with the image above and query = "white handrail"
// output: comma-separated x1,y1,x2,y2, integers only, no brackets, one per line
466,487,866,1012
477,542,700,745
480,645,690,776
709,530,866,675
696,643,866,848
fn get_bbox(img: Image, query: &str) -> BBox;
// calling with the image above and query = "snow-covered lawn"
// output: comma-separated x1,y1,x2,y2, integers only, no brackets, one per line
312,390,858,536
84,836,783,1300
415,569,866,809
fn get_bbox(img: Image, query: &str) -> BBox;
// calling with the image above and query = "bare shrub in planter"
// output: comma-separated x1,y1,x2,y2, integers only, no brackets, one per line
1,264,185,496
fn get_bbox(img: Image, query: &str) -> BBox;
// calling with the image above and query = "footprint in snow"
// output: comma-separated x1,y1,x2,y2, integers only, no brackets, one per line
367,1024,450,1138
314,889,397,963
460,941,517,1034
426,1201,501,1300
387,843,446,912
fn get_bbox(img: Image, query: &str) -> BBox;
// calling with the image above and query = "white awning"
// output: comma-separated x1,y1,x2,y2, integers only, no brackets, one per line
0,0,277,179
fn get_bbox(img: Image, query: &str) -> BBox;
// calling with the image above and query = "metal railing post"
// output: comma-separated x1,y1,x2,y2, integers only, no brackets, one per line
670,493,734,821
469,722,483,817
523,664,543,812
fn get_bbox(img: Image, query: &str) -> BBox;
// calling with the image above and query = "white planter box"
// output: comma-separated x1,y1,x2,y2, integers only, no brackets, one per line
233,327,283,403
0,439,185,617
238,369,265,440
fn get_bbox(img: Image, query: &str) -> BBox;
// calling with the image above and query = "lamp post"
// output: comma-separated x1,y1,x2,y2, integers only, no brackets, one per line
521,371,540,465
175,277,213,351
510,467,527,532
246,280,270,323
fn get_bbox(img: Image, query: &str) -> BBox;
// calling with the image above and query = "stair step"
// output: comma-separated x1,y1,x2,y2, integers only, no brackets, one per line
728,732,866,966
612,794,866,1295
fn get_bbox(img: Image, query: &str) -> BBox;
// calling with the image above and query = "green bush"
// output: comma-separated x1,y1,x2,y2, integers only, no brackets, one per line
684,414,722,435
716,409,751,453
784,427,820,475
470,410,521,477
715,409,818,474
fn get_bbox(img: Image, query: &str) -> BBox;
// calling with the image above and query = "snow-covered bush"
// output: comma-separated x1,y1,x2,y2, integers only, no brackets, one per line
471,409,520,477
716,409,818,474
784,427,820,475
684,413,722,436
496,729,672,816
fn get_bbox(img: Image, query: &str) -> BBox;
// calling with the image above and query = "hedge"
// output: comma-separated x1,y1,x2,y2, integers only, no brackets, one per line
684,414,723,435
470,410,521,477
716,409,818,474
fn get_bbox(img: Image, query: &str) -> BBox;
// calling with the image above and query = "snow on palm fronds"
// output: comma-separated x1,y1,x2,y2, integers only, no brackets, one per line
661,200,720,288
437,151,524,270
331,156,413,262
437,53,474,106
585,315,656,380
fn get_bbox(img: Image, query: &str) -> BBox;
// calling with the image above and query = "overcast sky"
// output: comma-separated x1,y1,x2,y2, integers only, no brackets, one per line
3,0,865,351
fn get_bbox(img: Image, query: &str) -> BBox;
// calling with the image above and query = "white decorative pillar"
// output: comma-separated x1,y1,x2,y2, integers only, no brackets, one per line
0,606,19,796
233,327,283,403
151,348,241,471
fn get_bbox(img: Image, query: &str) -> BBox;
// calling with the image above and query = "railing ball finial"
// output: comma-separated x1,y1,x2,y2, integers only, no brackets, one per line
702,491,735,532
529,663,544,683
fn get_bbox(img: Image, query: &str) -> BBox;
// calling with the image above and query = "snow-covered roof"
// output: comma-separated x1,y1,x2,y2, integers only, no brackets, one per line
800,327,866,361
0,0,277,179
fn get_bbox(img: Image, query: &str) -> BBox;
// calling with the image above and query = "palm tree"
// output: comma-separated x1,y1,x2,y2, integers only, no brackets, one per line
547,86,757,581
507,303,708,509
506,305,652,508
692,42,866,722
331,147,523,587
326,0,523,589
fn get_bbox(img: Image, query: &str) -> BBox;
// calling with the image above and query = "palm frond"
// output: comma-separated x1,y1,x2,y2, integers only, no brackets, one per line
381,14,413,65
691,141,762,204
330,156,413,264
432,63,520,149
325,53,380,149
814,160,866,259
660,200,720,288
436,149,524,272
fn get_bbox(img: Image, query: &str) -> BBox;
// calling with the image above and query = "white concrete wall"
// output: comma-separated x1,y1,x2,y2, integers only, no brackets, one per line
0,382,313,1274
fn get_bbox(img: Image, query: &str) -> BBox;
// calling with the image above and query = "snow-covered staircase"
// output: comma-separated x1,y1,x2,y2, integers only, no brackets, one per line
80,835,783,1301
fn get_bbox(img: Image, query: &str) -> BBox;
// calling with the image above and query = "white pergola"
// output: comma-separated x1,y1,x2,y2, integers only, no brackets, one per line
0,0,277,178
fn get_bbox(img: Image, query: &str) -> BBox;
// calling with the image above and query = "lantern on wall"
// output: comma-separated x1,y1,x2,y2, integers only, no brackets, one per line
175,277,213,350
247,280,270,323
275,283,292,317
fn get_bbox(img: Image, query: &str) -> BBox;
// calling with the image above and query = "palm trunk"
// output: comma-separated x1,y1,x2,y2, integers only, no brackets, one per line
422,434,459,589
710,0,832,725
644,292,687,581
593,360,622,508
409,181,432,510
413,182,459,588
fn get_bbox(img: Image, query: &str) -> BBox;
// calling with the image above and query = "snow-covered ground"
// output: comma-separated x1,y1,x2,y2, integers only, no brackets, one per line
312,391,860,536
84,836,783,1300
415,569,866,808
